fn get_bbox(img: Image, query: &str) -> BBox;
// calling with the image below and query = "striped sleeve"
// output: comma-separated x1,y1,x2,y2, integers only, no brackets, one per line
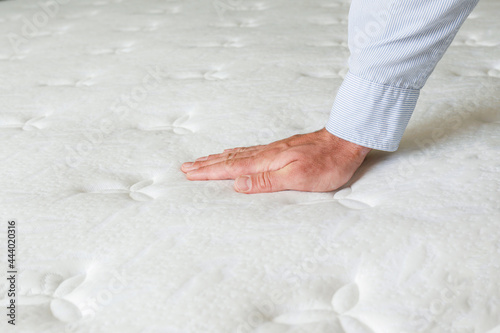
325,0,479,152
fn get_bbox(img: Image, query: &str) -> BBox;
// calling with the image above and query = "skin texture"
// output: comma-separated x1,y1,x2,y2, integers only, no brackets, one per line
181,128,372,194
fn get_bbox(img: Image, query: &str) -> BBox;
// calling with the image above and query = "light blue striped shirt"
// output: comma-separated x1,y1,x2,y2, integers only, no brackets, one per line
326,0,479,151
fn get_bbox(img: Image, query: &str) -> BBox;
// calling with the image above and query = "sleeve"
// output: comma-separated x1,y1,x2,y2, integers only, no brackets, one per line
325,0,480,152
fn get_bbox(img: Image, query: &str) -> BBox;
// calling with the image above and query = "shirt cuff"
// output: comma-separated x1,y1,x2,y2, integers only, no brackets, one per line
325,72,420,152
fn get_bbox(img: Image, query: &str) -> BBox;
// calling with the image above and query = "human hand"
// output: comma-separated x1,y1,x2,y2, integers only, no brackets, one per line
181,128,371,194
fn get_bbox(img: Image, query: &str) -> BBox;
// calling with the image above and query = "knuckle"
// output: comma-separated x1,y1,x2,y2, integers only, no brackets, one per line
229,147,246,153
227,152,239,160
223,157,237,169
256,172,273,191
206,154,217,160
276,142,291,150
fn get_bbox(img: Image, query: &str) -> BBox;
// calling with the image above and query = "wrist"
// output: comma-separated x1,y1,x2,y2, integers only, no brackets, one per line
319,128,372,158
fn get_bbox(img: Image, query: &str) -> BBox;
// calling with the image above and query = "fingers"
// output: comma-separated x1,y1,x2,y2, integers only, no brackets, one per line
181,142,274,173
234,164,295,194
181,148,260,173
196,148,251,162
186,155,266,180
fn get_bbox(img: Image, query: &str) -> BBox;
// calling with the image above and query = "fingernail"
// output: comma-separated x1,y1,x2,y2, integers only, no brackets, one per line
235,176,251,192
196,156,208,161
186,170,197,179
182,162,195,171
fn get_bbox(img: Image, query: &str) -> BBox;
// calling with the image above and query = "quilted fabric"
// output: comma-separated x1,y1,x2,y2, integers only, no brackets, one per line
0,0,499,332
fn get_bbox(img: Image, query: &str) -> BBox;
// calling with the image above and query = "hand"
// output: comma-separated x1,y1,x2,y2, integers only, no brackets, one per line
181,128,371,194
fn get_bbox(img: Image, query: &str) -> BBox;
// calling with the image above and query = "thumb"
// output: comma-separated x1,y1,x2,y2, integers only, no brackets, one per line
234,169,289,194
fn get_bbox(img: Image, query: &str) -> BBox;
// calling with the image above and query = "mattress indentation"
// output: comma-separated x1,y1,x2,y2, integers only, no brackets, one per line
339,315,375,333
167,69,229,81
37,76,96,88
1,0,499,332
50,298,82,323
80,178,162,201
331,282,360,314
137,114,194,134
210,18,262,28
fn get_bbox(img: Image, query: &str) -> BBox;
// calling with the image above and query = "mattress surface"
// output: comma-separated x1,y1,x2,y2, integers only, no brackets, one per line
0,0,499,332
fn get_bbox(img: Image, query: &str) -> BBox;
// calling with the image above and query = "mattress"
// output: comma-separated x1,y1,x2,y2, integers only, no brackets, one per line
0,0,499,332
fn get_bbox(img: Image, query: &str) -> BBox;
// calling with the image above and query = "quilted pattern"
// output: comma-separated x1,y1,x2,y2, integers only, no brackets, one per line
0,0,499,332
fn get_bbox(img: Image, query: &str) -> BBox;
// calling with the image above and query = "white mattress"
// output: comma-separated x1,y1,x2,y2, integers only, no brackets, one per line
1,0,499,332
